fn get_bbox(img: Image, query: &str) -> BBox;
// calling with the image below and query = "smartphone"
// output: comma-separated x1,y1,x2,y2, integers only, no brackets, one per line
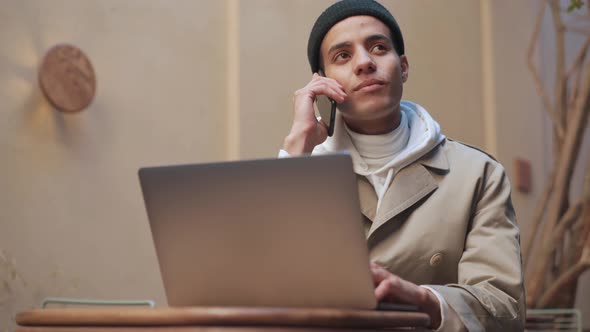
314,70,337,137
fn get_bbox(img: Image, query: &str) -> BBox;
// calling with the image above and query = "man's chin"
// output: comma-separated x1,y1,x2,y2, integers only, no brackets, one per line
341,103,395,120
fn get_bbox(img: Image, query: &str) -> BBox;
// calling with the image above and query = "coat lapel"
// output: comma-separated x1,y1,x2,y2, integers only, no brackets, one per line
357,175,377,222
358,142,450,237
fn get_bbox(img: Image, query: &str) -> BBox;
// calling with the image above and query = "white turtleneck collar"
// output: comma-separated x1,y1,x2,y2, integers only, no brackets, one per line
344,110,410,174
314,101,445,175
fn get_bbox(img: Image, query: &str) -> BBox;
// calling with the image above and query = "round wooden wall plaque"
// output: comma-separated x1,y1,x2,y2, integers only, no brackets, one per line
38,44,96,112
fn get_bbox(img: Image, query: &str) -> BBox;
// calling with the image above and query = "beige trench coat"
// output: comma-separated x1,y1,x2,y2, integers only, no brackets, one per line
357,139,525,331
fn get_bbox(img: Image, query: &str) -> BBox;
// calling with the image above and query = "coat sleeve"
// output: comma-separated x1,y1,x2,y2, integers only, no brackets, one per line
425,160,526,331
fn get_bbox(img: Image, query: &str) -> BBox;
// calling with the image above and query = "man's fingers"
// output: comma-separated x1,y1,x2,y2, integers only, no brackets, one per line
309,84,346,104
370,262,382,270
309,76,347,103
370,263,390,285
323,88,347,104
374,278,395,302
375,276,427,306
392,278,421,304
284,73,339,155
375,277,415,304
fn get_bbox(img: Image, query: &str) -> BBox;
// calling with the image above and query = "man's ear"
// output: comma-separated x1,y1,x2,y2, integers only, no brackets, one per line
400,55,409,83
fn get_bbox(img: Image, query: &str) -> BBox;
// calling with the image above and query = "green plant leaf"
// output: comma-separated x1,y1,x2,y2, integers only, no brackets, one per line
568,0,584,12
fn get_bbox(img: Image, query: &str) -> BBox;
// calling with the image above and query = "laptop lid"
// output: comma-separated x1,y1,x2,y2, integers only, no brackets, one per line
138,153,376,309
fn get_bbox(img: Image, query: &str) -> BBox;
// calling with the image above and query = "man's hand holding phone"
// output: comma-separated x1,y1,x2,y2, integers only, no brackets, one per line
283,73,347,156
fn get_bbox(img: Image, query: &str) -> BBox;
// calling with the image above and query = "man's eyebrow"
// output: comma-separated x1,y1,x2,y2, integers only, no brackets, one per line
327,34,392,57
365,34,392,45
327,41,352,57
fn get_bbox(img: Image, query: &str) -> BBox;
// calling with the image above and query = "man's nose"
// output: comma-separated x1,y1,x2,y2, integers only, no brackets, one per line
354,50,376,75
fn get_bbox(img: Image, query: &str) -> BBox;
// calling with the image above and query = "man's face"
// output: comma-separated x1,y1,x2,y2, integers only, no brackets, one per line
320,16,408,124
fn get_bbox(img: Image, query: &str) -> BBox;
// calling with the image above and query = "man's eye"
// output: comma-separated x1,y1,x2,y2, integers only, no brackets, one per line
372,44,388,53
334,52,350,61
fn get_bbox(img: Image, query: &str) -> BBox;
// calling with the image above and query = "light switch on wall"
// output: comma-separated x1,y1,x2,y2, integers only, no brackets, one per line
514,158,532,194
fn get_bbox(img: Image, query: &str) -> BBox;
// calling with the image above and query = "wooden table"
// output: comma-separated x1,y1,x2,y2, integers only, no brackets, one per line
16,307,431,331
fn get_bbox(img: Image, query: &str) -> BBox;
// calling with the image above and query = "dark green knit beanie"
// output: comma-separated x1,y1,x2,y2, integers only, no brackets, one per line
307,0,405,73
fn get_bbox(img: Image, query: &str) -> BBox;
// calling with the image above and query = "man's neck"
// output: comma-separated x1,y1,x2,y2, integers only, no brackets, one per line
343,107,401,135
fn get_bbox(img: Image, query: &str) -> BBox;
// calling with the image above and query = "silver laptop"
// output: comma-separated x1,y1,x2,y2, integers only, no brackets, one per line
138,153,376,309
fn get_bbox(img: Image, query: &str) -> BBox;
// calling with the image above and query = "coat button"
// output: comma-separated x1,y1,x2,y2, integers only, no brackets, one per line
430,253,443,267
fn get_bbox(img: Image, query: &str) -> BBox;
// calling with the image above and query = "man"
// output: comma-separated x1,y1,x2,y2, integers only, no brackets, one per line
279,0,526,331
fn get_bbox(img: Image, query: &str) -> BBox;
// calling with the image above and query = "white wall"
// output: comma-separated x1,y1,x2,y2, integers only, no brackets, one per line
1,0,589,330
0,1,228,328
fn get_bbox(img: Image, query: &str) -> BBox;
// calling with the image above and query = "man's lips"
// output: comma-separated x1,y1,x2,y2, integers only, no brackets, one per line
353,78,386,92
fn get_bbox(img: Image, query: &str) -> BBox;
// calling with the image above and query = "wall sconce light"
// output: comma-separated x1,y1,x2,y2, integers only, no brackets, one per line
38,44,96,113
